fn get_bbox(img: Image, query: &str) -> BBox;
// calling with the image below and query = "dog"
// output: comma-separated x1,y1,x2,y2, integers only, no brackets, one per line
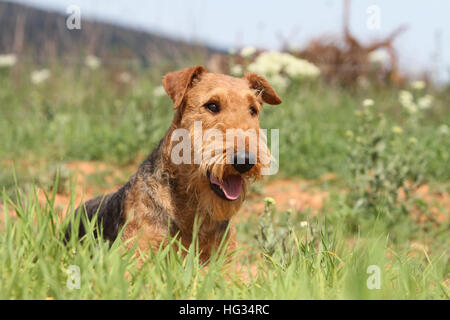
68,66,281,261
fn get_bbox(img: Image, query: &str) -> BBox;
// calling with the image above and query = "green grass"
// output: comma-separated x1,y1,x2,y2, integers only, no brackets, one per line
0,186,447,300
0,62,449,300
1,65,449,185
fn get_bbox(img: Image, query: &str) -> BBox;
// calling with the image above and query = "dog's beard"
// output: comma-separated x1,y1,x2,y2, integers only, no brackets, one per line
196,141,271,220
167,129,272,221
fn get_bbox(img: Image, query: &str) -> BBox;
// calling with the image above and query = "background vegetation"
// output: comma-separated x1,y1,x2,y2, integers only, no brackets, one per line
0,57,448,299
0,1,448,300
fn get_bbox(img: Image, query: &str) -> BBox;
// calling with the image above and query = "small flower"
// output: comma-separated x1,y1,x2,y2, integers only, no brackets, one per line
267,74,289,91
406,104,418,114
247,51,320,80
118,71,132,84
30,69,50,84
439,124,449,135
411,80,426,91
85,55,101,70
399,90,418,114
230,64,243,76
368,49,389,65
362,99,374,107
408,137,418,144
300,221,308,228
399,90,413,107
153,85,166,97
264,197,276,206
345,130,354,138
418,94,434,110
0,54,17,68
240,46,256,58
391,126,403,134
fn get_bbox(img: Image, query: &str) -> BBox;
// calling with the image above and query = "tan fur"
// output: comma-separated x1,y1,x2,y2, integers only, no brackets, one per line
121,66,281,262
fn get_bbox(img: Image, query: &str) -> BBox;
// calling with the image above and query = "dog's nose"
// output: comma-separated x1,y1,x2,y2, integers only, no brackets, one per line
232,151,255,174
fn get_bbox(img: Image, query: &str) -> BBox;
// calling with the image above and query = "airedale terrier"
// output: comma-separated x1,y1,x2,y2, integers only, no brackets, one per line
69,66,281,261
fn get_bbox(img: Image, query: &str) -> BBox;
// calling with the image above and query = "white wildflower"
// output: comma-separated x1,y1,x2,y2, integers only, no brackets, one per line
363,99,374,107
399,90,417,113
439,124,449,135
240,46,256,58
411,80,426,91
247,51,320,81
118,71,132,84
30,69,50,84
345,130,354,138
391,126,403,134
285,57,320,79
85,55,101,70
153,85,166,97
264,197,276,206
230,64,243,76
408,104,418,114
399,90,413,107
247,52,281,75
417,94,434,110
267,74,290,91
368,49,389,65
300,221,308,228
0,54,17,68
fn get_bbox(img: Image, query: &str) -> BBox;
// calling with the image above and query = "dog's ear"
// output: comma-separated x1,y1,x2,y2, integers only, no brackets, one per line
163,66,207,109
244,73,282,105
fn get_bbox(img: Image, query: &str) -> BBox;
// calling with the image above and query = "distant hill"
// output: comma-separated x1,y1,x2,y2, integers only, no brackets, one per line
0,1,221,66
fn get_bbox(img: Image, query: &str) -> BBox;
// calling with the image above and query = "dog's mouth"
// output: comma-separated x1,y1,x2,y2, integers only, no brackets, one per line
207,171,243,201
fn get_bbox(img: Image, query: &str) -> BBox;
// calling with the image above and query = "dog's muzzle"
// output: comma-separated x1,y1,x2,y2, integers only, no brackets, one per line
206,152,256,201
232,151,255,174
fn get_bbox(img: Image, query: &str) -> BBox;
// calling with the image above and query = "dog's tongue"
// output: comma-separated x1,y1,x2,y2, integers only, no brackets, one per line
210,174,243,200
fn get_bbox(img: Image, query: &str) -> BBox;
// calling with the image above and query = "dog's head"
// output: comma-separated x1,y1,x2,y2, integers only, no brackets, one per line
163,66,281,220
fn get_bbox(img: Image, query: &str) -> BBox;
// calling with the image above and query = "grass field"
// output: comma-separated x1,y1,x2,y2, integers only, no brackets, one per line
0,60,449,299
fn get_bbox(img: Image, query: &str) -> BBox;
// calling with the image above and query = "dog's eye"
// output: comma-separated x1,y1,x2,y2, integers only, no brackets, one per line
249,106,258,117
205,103,220,114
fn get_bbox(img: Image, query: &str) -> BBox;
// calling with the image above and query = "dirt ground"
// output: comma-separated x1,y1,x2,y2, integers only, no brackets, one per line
1,160,448,226
39,161,450,224
1,160,447,282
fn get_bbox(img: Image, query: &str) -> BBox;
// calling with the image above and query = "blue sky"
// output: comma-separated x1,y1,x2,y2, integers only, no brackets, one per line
13,0,450,82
